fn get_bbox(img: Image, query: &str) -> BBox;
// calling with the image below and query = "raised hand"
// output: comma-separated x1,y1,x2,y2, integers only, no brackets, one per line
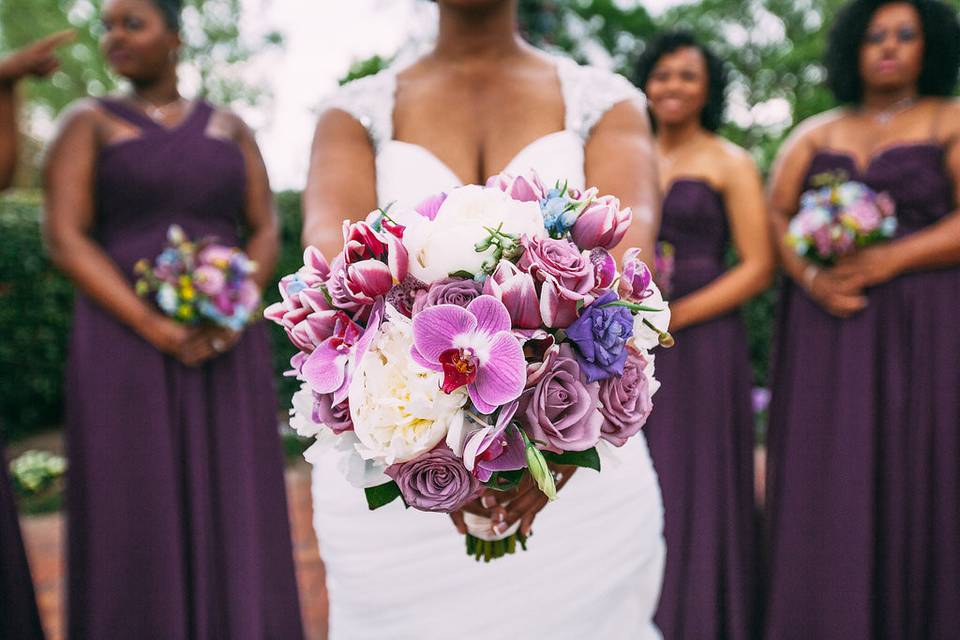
0,30,74,86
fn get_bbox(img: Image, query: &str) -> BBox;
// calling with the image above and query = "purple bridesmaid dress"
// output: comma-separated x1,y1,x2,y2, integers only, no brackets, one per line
65,99,303,639
645,179,760,640
0,441,44,639
765,143,960,639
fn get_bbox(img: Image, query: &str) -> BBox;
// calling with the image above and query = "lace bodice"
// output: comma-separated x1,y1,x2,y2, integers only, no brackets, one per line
322,55,644,212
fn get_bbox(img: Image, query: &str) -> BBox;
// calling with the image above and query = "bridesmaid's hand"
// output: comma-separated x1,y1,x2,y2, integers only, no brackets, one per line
832,245,903,288
805,267,868,318
138,313,190,356
176,326,242,367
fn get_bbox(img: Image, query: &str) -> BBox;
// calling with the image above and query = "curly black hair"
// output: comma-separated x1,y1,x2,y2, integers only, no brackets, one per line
826,0,960,103
633,30,728,132
149,0,182,32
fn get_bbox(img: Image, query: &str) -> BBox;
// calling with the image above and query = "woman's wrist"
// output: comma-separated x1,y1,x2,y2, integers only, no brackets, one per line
801,263,821,292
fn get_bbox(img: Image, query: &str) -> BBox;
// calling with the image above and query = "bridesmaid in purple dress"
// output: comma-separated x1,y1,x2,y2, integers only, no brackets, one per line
1,31,72,640
42,0,303,637
635,32,773,640
765,2,960,637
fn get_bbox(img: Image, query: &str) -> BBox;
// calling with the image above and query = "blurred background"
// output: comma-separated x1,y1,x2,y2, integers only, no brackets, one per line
2,1,958,637
2,0,886,445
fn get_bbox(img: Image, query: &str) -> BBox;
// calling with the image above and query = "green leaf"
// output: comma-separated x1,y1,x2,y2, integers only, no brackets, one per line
449,270,476,280
542,447,601,472
364,481,402,510
484,469,525,492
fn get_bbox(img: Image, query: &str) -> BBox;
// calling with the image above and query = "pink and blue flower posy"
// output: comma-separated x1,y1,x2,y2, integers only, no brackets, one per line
135,225,260,331
266,169,673,561
786,173,898,266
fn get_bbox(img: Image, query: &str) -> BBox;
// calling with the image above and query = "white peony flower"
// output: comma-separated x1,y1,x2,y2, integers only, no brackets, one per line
289,384,324,438
291,384,389,488
631,280,672,350
402,185,547,283
348,309,469,465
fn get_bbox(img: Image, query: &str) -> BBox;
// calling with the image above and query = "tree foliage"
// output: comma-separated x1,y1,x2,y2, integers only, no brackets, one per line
0,0,282,117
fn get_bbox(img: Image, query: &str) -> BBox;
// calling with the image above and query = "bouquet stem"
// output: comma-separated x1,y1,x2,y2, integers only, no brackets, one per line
465,531,528,562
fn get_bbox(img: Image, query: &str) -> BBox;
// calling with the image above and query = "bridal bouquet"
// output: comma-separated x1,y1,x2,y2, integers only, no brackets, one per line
135,224,260,330
266,170,672,561
786,172,897,266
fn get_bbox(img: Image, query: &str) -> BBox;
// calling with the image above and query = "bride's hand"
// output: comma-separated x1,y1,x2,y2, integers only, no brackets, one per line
449,463,578,537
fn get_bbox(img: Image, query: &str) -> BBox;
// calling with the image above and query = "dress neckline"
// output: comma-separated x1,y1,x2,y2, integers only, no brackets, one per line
810,140,942,178
384,55,575,186
381,130,578,188
99,97,206,135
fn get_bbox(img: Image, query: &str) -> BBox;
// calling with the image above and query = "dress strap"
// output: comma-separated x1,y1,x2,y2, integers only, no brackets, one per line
320,69,397,152
554,56,646,142
97,97,210,134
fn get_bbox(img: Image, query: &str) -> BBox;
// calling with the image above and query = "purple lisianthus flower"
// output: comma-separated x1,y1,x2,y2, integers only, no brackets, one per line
411,277,482,314
312,392,353,434
598,349,653,447
565,291,633,383
518,344,603,453
386,445,481,513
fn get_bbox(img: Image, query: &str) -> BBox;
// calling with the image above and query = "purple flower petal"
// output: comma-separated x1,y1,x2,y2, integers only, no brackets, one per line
467,295,512,337
472,331,525,410
301,341,348,395
411,304,477,363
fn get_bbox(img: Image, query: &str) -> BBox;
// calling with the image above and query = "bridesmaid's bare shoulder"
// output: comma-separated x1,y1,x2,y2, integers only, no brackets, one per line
779,108,848,158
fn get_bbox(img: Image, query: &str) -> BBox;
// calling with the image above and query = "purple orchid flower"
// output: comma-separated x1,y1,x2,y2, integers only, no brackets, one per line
301,300,384,405
462,401,528,482
411,295,526,414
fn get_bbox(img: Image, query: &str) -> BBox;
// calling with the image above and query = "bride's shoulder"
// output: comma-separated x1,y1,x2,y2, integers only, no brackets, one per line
553,55,644,140
319,67,397,149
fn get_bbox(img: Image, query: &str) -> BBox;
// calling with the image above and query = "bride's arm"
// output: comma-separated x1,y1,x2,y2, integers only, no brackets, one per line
584,98,661,265
302,109,378,255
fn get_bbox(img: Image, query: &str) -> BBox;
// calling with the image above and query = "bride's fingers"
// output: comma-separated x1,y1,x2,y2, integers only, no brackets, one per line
449,511,467,535
520,511,538,537
503,491,548,527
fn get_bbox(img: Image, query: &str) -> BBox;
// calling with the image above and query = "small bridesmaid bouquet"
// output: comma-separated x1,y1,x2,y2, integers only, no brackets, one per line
786,171,897,266
135,225,260,330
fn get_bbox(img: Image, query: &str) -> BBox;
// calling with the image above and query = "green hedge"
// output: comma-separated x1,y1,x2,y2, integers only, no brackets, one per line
0,189,777,441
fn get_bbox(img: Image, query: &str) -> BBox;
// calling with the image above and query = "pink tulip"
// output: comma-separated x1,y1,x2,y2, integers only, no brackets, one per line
486,169,547,203
482,261,541,329
571,195,632,250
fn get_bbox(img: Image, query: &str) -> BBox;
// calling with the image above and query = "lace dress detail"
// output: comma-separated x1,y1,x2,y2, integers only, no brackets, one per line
322,56,644,152
554,56,645,141
321,70,397,152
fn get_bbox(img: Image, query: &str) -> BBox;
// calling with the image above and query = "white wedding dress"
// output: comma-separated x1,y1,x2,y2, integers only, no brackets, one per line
310,55,666,640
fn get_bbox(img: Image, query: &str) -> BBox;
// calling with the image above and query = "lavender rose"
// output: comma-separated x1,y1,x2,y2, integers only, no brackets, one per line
411,277,482,314
385,445,481,513
518,235,597,328
312,392,353,434
566,291,634,383
519,344,603,453
598,349,653,446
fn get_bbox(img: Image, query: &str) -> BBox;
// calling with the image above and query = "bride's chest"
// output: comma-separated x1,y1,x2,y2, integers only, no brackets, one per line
392,76,566,186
